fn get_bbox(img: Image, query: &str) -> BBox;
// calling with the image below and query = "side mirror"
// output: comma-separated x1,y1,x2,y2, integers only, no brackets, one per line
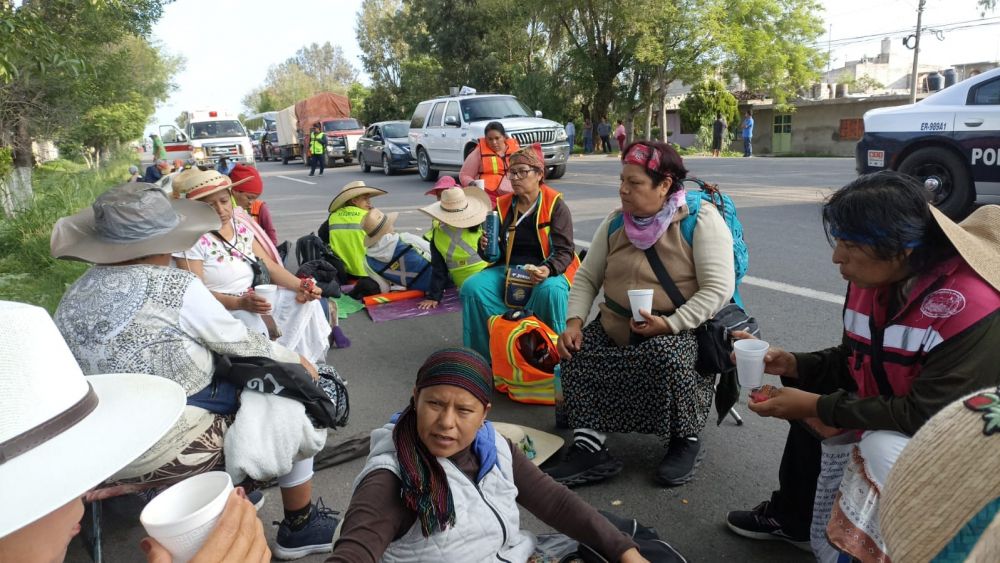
444,115,460,127
535,110,543,118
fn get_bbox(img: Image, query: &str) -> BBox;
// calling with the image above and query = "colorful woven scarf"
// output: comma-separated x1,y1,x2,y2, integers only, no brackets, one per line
391,348,493,536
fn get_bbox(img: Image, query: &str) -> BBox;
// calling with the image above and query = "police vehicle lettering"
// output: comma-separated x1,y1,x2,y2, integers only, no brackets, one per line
972,148,1000,166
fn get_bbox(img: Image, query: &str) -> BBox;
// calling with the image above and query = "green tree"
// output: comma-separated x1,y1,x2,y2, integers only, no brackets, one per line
679,79,738,139
242,41,358,114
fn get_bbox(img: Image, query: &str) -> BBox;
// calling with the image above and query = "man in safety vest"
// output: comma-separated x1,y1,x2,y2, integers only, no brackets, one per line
325,181,387,286
308,122,327,177
459,121,520,208
362,208,433,293
417,185,492,309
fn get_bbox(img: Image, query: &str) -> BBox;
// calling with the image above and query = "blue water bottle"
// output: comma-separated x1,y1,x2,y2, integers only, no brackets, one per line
484,210,501,262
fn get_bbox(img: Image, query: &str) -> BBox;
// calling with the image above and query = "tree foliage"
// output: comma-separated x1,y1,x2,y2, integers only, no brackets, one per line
679,79,738,136
243,41,358,113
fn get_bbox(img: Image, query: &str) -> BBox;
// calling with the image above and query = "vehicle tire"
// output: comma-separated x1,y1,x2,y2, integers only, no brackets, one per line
360,153,371,173
417,148,439,181
898,146,973,219
464,144,477,159
344,155,353,165
548,164,567,180
382,154,394,176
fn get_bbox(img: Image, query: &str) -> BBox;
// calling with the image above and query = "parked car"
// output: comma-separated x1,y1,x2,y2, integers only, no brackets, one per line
407,93,570,181
357,121,416,175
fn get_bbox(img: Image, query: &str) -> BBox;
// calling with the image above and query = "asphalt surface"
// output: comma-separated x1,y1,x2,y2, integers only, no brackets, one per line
69,153,858,562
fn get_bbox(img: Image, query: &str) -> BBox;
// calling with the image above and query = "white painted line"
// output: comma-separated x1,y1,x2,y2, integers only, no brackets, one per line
573,238,843,305
276,175,316,185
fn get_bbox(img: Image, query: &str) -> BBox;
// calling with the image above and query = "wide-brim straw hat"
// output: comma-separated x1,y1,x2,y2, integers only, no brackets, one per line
881,388,1000,561
174,168,250,201
328,181,387,213
419,187,491,228
51,182,221,264
362,208,398,247
929,204,1000,292
0,302,186,538
492,422,564,466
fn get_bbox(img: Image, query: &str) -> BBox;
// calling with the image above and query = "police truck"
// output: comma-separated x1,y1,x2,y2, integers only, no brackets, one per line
856,67,1000,218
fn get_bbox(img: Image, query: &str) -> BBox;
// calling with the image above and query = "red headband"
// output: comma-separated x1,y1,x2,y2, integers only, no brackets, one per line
623,144,662,173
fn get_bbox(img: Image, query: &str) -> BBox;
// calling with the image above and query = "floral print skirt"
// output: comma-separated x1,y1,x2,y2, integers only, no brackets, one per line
561,320,714,438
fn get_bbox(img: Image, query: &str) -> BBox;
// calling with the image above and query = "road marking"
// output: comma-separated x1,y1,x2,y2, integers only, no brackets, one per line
276,175,316,185
572,238,843,305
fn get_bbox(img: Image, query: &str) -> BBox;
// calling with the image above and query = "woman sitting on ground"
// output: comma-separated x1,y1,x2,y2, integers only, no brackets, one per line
328,347,649,563
50,183,339,559
229,163,279,246
173,168,330,364
545,141,735,488
459,121,520,208
460,145,580,364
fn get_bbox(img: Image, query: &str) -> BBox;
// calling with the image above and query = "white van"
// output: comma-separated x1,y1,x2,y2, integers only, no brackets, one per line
159,110,255,167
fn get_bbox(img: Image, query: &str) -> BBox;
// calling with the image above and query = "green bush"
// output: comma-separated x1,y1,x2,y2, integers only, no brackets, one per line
0,156,136,313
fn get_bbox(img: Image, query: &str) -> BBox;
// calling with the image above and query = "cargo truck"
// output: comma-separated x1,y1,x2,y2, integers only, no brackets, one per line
274,92,364,167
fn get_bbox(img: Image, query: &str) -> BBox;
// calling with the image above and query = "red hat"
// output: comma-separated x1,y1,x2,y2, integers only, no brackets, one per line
228,164,263,195
424,176,458,196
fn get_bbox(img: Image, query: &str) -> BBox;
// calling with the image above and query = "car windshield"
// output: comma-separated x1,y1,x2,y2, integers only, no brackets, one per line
382,123,409,138
324,119,361,132
460,97,532,122
189,120,246,139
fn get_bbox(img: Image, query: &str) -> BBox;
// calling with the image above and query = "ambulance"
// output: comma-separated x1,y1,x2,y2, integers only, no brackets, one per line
157,109,255,167
856,66,1000,218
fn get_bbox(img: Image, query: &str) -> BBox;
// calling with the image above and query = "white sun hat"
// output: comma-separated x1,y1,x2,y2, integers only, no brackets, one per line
491,422,564,466
0,301,186,538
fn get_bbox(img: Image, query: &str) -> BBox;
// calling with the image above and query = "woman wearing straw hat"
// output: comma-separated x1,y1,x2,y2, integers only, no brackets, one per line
173,167,331,365
460,145,580,363
0,301,271,563
329,347,650,563
50,183,340,559
417,186,491,309
361,207,434,293
322,181,388,283
726,171,1000,555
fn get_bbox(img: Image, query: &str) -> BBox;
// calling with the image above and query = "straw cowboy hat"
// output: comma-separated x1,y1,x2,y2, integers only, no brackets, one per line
173,167,250,201
362,208,399,248
328,181,387,213
492,422,564,466
881,388,1000,561
51,182,220,264
0,301,185,538
419,187,491,229
929,204,1000,292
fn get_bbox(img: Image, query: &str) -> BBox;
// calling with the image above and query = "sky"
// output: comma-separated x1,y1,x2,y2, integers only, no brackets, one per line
146,0,1000,134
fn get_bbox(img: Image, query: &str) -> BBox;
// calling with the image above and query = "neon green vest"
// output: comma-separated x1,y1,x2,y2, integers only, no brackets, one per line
328,206,368,277
310,131,324,156
432,224,487,287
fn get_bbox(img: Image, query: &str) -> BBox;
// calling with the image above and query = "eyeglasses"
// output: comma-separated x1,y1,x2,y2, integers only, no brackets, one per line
508,167,538,179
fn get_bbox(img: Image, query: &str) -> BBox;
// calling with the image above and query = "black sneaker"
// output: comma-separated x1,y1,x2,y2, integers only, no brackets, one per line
655,437,705,486
726,501,811,551
272,498,340,560
543,443,624,487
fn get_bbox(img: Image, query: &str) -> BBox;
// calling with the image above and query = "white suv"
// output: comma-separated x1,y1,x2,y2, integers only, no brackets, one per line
407,94,570,181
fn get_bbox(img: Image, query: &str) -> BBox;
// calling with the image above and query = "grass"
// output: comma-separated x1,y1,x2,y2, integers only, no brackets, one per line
0,156,137,313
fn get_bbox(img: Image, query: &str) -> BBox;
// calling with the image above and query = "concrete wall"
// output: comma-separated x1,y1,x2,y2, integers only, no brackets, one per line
750,96,912,157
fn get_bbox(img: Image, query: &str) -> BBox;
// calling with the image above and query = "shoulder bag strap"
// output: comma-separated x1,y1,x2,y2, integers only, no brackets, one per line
643,246,687,309
210,230,261,268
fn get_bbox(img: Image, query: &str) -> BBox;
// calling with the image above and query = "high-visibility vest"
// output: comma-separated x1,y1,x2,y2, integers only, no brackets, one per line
496,183,581,285
249,200,263,222
309,131,325,156
366,240,433,291
327,206,368,277
478,137,520,194
431,224,487,288
488,313,559,405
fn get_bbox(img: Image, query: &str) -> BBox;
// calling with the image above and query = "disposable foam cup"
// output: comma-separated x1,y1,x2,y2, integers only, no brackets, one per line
140,472,233,563
253,284,278,306
734,339,770,389
626,289,654,323
472,179,486,190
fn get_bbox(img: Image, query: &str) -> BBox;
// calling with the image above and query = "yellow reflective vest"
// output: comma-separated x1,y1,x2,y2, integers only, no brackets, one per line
431,223,487,287
328,206,368,277
309,131,325,157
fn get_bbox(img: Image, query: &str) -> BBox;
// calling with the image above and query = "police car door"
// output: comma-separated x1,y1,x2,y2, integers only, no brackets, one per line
955,74,1000,195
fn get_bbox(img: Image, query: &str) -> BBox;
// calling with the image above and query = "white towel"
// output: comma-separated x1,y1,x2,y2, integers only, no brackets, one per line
224,391,328,483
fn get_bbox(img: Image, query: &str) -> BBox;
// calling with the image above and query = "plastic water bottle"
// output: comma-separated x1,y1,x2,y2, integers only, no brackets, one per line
484,211,500,262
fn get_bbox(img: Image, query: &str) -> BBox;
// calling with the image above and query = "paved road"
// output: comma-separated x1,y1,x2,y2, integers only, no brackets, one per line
70,155,859,562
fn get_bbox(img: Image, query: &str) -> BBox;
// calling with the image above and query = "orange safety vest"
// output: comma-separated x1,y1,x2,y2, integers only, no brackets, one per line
496,183,581,285
488,313,559,405
249,200,263,222
478,137,520,194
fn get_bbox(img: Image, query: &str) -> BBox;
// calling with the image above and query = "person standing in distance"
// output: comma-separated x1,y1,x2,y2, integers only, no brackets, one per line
308,122,327,177
741,111,754,158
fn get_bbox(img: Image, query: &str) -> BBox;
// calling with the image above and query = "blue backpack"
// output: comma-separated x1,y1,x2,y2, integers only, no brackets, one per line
609,178,749,300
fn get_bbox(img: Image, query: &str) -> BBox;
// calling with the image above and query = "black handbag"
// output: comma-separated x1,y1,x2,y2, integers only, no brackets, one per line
213,354,348,429
570,511,688,563
642,247,760,375
211,230,271,286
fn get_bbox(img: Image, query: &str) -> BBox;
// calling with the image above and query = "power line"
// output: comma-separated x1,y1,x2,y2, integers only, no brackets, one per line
811,16,1000,48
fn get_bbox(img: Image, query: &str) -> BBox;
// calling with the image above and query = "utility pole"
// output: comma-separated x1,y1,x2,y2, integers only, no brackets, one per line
909,0,926,104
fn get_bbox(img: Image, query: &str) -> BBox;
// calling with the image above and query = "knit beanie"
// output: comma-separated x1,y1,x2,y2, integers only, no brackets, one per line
414,347,492,406
881,387,1000,562
229,164,263,195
